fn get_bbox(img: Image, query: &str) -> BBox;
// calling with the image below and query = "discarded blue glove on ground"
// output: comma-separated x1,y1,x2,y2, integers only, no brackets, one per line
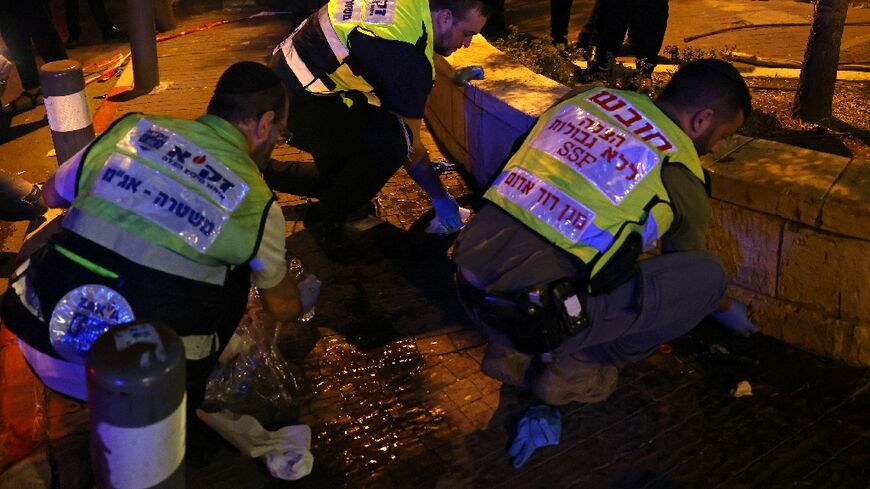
711,299,758,337
508,405,560,468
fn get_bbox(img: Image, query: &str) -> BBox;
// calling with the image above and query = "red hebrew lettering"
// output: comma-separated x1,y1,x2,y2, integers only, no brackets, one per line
601,130,626,148
564,122,580,138
642,131,674,152
573,211,589,230
574,130,596,149
520,179,535,195
548,118,567,132
600,146,618,163
614,107,642,127
548,194,560,211
579,152,597,167
633,122,654,136
589,91,626,112
615,153,631,171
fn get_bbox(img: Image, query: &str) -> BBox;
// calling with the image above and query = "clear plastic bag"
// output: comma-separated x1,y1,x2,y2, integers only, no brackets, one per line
202,288,303,428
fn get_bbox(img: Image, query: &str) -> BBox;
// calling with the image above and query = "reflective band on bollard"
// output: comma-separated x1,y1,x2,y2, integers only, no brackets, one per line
88,321,186,489
39,60,95,165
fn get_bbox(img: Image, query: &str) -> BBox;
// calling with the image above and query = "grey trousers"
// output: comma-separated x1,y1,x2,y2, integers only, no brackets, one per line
458,250,727,368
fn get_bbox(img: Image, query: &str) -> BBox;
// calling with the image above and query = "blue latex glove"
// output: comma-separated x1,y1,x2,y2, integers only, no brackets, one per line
431,194,463,232
508,405,560,468
296,274,321,315
711,299,758,337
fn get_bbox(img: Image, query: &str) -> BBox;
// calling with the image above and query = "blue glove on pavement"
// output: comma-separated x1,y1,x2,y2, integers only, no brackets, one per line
508,405,560,468
431,194,463,233
711,299,758,337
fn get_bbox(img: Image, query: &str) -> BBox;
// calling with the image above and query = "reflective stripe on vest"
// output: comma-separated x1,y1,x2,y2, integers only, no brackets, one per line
485,88,704,279
68,114,273,272
278,17,332,93
278,0,434,98
64,208,229,285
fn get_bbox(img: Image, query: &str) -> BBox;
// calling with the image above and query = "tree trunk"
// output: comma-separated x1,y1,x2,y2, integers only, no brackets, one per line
791,0,849,122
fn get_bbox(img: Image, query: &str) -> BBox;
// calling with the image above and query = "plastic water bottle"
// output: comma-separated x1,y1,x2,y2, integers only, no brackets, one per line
289,258,316,322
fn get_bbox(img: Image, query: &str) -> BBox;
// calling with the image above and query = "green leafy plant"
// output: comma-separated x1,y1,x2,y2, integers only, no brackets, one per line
491,26,585,86
662,44,736,65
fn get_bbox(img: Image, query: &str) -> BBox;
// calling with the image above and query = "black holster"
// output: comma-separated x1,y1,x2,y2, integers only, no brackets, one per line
460,275,590,355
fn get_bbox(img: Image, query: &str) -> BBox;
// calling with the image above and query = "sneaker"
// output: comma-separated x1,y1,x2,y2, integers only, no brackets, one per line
2,88,41,115
480,343,533,387
531,355,618,405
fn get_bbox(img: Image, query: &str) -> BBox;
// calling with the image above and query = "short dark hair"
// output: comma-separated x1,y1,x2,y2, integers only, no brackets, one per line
207,61,287,125
658,59,752,121
430,0,495,19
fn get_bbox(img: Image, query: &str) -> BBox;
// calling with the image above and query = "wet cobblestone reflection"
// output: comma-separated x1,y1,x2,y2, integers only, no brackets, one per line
301,335,453,483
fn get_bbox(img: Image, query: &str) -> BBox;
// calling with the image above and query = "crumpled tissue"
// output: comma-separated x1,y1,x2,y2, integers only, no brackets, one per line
197,409,313,480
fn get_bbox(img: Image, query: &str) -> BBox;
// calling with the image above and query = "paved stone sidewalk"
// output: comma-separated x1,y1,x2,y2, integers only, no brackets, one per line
1,3,869,489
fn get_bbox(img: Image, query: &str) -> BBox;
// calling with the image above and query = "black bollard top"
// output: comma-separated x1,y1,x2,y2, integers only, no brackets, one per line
39,60,85,96
87,321,186,425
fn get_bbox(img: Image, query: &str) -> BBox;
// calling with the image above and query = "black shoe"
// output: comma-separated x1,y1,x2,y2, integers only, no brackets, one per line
575,60,610,83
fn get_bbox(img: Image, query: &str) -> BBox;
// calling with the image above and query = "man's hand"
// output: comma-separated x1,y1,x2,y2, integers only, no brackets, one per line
710,298,758,336
431,194,462,232
296,274,321,315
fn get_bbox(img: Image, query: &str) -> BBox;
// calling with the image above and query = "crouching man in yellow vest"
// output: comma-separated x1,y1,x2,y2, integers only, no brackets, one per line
1,62,315,417
454,59,757,405
267,0,495,255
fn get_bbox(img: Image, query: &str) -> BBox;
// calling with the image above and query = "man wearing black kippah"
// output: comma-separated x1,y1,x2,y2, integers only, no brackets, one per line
267,0,495,252
0,62,315,419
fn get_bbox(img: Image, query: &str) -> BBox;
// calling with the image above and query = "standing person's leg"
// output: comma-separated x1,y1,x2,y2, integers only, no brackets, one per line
86,0,120,41
577,0,602,53
65,0,83,46
0,5,41,92
26,0,68,65
628,0,669,75
549,0,574,46
590,0,631,64
481,0,507,39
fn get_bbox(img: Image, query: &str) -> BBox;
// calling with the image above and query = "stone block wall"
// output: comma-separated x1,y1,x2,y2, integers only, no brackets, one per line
425,36,870,366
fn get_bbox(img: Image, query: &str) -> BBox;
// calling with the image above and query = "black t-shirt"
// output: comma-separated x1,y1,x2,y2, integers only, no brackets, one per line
344,29,433,118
